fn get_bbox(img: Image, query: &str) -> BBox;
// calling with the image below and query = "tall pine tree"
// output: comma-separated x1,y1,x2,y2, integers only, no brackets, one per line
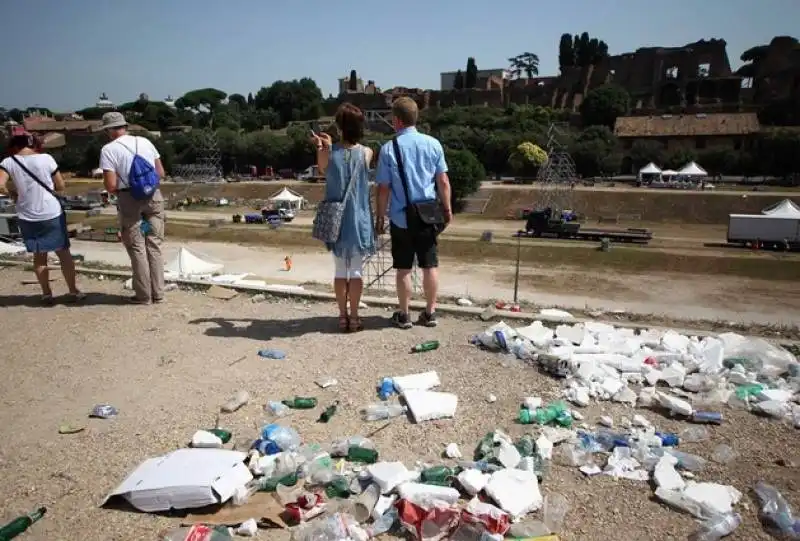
558,33,575,71
465,57,478,88
453,69,465,90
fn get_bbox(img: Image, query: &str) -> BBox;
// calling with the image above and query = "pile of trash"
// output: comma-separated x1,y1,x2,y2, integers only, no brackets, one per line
474,321,800,427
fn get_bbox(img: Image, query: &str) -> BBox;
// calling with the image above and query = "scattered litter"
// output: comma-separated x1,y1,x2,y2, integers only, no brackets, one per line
221,390,250,413
486,394,497,403
258,348,286,360
58,423,86,434
445,443,462,459
89,404,118,419
315,377,338,389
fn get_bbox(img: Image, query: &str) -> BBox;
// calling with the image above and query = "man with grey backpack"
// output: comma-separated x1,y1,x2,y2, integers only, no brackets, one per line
99,112,166,305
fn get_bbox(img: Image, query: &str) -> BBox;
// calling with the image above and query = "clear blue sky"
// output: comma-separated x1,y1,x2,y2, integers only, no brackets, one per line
2,0,797,111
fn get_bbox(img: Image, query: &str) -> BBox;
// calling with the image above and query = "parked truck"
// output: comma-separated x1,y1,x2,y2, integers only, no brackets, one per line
727,214,800,249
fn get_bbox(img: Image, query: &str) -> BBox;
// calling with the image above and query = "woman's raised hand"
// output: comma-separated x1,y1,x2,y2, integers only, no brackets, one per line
310,131,333,150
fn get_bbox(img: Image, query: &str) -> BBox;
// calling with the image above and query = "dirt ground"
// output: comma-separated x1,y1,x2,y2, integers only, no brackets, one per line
0,268,797,541
68,239,800,326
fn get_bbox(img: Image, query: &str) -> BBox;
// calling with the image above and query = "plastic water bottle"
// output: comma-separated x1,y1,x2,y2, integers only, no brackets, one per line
369,507,398,537
688,513,742,541
361,404,407,421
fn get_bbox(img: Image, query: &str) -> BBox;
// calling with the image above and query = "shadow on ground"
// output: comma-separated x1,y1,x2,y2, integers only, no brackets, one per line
0,292,131,308
189,315,392,340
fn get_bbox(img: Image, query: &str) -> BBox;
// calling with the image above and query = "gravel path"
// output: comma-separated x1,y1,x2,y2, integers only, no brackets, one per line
0,269,797,541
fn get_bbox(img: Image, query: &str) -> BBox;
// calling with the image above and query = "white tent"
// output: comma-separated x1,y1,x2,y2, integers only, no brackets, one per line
661,169,679,177
269,188,305,210
762,199,800,218
165,247,224,278
639,162,662,175
678,161,707,177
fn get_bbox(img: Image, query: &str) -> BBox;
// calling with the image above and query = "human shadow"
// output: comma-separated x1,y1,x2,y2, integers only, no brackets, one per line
189,315,392,341
0,292,131,308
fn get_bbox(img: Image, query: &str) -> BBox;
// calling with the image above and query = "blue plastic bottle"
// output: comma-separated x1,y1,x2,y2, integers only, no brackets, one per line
378,378,395,401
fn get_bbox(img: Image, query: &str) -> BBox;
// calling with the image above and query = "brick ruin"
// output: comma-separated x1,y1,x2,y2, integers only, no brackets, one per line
335,38,800,117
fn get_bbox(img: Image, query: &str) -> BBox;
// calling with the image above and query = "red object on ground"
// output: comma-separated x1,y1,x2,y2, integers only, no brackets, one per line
495,301,506,310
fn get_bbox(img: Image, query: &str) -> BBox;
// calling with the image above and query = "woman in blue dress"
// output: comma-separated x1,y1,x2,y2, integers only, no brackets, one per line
312,103,376,332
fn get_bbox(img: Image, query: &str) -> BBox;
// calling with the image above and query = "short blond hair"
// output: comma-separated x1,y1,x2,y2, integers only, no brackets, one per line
391,97,418,127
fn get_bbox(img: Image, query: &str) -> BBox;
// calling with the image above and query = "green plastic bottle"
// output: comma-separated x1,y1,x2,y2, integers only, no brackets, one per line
411,340,439,353
347,446,379,464
420,466,455,486
318,401,339,423
282,396,318,409
519,401,571,427
0,507,46,540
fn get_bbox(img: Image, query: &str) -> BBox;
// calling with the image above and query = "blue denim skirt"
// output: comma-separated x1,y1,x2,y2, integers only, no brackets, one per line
18,214,70,253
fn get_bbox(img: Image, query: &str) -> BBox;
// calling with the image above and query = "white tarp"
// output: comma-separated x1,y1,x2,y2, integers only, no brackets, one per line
269,188,304,203
762,199,800,218
639,162,662,175
661,169,678,176
165,247,223,278
678,161,707,177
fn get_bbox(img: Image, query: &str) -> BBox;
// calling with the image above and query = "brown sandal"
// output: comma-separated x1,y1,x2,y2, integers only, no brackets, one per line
348,316,364,333
338,314,349,332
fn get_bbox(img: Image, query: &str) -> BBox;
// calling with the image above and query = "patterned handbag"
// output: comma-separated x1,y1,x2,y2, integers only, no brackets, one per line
312,147,357,243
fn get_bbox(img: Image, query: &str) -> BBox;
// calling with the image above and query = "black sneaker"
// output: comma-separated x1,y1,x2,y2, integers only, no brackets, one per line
417,311,438,327
391,310,413,329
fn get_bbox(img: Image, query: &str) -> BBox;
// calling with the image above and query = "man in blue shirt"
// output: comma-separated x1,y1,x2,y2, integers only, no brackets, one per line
376,97,452,329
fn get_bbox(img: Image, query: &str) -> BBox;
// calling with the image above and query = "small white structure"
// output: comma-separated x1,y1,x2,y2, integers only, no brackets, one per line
639,162,662,175
661,169,679,178
678,161,707,177
761,199,800,218
165,247,224,279
269,187,305,210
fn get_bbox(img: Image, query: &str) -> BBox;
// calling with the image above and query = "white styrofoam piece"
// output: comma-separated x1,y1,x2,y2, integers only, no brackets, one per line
367,462,412,494
457,469,489,495
103,449,252,512
484,468,542,518
392,371,441,394
403,390,458,422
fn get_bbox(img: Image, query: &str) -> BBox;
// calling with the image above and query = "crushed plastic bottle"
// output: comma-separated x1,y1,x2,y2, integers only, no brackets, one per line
260,424,301,451
679,426,710,443
89,404,118,419
377,378,395,400
265,401,290,417
688,513,741,541
754,481,800,538
221,390,250,413
369,507,398,537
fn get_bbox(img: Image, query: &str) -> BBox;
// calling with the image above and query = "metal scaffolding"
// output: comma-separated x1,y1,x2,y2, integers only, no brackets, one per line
363,223,419,293
172,130,223,183
536,123,577,211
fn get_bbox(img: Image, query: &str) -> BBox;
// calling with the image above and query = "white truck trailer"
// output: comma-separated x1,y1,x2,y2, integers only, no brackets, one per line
727,213,800,248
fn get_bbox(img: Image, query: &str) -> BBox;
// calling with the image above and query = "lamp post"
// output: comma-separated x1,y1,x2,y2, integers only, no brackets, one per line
513,234,521,304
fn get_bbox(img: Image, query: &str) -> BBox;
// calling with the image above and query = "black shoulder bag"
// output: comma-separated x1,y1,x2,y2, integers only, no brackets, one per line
391,137,446,235
10,156,65,210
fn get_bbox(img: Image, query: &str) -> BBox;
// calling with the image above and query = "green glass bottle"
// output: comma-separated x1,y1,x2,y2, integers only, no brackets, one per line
0,507,46,540
282,396,318,409
206,428,232,443
347,446,379,464
257,472,298,492
324,476,350,498
420,466,455,486
318,401,339,423
410,340,439,353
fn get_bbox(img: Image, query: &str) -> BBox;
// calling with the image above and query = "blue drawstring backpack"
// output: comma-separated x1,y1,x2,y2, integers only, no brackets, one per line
117,137,160,200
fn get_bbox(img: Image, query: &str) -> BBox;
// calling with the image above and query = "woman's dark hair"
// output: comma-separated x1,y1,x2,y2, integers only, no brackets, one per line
8,134,35,151
335,103,365,145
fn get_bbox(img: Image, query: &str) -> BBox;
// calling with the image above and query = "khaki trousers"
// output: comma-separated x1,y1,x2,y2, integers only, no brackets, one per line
117,189,165,302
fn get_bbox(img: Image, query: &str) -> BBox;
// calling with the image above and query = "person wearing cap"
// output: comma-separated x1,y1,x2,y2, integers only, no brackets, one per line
98,112,166,304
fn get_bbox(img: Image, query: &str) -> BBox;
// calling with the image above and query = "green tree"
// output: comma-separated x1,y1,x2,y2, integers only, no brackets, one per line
663,148,697,170
175,88,227,111
629,140,665,172
228,93,247,109
508,142,548,177
755,129,800,179
254,78,323,127
247,92,255,107
445,148,485,208
348,69,358,91
453,69,465,90
507,52,540,79
697,148,739,176
465,57,478,88
558,33,575,71
580,84,630,128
